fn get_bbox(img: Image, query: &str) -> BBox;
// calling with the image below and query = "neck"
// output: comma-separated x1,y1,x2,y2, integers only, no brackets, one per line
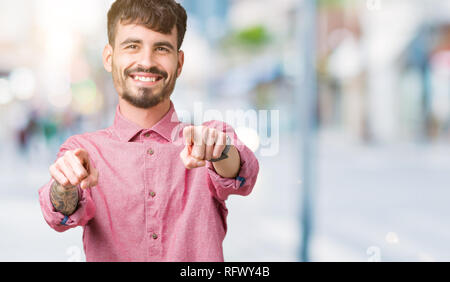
118,98,171,129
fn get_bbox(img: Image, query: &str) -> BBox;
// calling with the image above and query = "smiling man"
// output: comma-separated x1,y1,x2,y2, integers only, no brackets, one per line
38,0,260,262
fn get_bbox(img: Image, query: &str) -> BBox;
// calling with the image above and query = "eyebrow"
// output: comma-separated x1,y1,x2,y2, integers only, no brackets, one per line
120,38,142,47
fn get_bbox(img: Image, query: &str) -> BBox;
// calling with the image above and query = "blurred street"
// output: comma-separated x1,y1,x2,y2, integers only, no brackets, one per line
313,133,450,262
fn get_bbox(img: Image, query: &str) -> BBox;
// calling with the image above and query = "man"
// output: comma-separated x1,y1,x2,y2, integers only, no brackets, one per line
38,0,259,262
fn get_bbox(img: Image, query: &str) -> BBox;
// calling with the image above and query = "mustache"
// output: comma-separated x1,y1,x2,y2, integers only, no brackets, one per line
125,66,168,79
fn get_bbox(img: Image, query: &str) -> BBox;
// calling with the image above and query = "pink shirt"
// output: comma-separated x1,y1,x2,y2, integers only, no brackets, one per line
38,100,259,262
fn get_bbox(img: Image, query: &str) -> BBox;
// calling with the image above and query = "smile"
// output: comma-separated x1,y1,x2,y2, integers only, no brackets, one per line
134,76,157,82
129,73,164,85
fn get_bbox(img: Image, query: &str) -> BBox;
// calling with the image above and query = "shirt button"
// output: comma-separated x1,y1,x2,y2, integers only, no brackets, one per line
144,133,150,138
150,191,156,198
147,148,154,155
152,233,158,240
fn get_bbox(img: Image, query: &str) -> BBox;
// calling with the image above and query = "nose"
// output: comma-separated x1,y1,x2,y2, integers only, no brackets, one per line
137,47,156,69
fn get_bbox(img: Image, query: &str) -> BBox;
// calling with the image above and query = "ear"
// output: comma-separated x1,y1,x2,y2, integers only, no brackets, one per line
103,44,113,73
176,50,184,78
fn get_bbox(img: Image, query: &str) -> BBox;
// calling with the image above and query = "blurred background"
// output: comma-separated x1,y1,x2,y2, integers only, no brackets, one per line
0,0,449,262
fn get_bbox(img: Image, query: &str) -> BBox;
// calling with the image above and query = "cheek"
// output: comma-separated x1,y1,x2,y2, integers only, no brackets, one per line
111,65,123,84
114,54,134,75
160,56,178,74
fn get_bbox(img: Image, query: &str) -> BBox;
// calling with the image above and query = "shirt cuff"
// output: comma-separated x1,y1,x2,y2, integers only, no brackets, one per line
206,140,259,201
202,120,260,201
206,159,246,189
38,178,96,232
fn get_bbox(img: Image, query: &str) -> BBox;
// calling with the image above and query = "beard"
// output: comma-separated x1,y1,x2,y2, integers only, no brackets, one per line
112,64,177,109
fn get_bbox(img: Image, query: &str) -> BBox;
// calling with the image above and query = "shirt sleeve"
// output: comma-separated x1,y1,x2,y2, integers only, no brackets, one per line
38,136,96,233
203,120,260,202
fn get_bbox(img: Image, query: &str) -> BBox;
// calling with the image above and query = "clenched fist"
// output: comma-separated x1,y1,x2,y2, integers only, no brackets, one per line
179,125,229,169
49,148,98,190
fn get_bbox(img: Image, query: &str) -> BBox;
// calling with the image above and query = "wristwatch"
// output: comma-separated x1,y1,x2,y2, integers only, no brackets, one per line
209,135,231,162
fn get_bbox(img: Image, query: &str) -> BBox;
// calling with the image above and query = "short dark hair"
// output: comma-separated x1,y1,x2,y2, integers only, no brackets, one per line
107,0,187,50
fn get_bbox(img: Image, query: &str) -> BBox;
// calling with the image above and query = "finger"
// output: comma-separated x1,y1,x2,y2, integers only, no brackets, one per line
179,145,189,164
49,164,70,187
204,128,216,161
195,158,206,167
187,155,206,168
73,148,90,169
183,126,194,146
57,157,80,186
80,178,90,190
80,168,98,189
212,133,227,159
180,146,199,169
180,146,205,169
180,146,194,169
67,151,89,179
191,126,206,160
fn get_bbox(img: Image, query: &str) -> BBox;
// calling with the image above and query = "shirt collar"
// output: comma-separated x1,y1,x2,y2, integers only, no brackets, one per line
113,100,181,143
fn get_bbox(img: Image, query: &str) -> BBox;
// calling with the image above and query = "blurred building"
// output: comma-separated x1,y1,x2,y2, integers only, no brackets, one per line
317,0,450,144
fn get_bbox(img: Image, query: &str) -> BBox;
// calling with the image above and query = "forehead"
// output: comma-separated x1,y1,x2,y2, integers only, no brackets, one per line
115,23,177,45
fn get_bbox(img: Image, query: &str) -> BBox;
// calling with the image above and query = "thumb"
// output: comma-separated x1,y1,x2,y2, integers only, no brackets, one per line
80,169,98,189
179,145,190,164
80,178,90,190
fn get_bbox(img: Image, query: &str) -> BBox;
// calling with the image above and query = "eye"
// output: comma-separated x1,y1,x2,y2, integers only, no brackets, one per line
156,47,169,52
126,44,138,50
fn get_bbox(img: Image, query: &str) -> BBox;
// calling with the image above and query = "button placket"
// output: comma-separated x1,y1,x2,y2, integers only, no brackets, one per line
143,144,162,258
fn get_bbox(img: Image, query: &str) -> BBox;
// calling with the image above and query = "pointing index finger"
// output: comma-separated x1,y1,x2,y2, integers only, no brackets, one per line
74,149,89,167
183,125,194,146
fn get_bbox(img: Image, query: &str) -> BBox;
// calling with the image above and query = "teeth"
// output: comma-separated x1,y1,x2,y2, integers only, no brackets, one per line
134,76,157,82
